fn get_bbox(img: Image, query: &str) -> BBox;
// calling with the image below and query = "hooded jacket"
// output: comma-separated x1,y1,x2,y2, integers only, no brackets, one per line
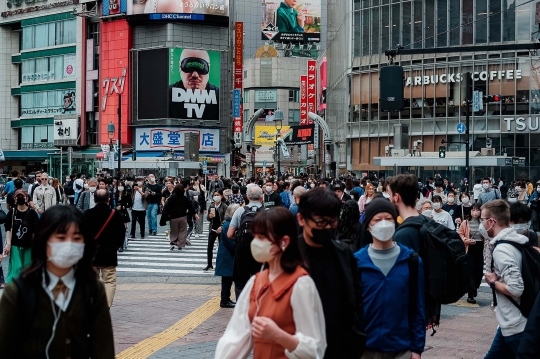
490,227,528,336
355,243,425,354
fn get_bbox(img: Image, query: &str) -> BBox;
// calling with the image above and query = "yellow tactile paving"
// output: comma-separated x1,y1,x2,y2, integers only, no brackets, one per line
115,296,221,359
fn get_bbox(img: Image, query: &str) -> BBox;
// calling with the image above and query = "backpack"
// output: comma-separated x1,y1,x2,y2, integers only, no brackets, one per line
492,240,540,318
417,217,471,304
233,205,265,286
64,181,75,196
14,275,97,349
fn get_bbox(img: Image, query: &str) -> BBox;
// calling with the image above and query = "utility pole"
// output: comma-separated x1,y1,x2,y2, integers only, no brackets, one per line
117,94,122,178
465,72,471,185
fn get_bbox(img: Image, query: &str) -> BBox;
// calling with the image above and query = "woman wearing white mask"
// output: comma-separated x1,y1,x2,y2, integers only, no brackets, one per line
457,203,484,304
356,198,426,359
430,195,455,230
0,205,114,358
455,192,472,225
416,198,433,218
215,207,326,359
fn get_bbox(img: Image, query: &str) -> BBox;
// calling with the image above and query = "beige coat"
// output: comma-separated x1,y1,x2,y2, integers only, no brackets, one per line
32,185,56,212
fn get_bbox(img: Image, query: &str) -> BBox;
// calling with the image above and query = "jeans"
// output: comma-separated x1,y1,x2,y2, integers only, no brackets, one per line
147,203,158,233
485,327,523,359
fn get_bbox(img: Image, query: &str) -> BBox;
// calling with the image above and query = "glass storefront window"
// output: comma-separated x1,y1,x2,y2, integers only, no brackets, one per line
516,57,530,114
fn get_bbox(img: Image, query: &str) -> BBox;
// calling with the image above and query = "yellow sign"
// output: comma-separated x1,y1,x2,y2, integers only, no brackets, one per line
254,124,292,145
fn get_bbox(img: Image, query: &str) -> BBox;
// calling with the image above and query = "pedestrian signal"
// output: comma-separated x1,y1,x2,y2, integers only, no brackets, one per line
439,146,446,158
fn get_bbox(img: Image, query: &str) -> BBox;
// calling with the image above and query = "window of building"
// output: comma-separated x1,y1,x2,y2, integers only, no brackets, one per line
21,54,74,83
21,89,76,117
288,109,300,125
244,90,250,103
21,125,54,149
288,89,299,102
476,0,488,44
402,2,411,49
489,0,501,42
22,19,76,50
436,0,447,47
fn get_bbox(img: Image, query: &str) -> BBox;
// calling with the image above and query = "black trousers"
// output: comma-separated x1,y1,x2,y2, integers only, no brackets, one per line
187,215,194,236
221,276,234,304
130,210,146,237
207,230,219,267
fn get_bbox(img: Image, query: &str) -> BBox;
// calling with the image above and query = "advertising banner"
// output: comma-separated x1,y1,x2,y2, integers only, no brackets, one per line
319,56,326,111
101,0,127,16
307,59,316,124
63,54,76,79
135,127,220,152
234,22,243,147
127,0,228,17
254,124,314,145
300,75,307,125
169,48,221,120
261,0,321,43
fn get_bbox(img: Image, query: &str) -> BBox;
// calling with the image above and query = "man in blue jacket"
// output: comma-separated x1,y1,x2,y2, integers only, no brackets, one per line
355,197,425,358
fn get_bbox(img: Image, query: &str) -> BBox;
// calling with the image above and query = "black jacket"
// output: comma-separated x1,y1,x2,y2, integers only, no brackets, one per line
163,194,194,220
84,203,125,267
263,191,283,209
517,290,540,358
303,237,365,358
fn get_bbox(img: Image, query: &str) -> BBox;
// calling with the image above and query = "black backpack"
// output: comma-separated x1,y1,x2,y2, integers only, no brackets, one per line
492,240,540,318
418,217,471,304
64,181,75,196
233,205,265,286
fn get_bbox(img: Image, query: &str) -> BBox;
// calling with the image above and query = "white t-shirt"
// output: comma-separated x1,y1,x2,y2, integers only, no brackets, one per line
432,210,455,230
74,178,84,194
132,190,145,211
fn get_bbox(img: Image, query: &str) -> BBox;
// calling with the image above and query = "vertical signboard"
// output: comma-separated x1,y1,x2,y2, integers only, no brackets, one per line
300,75,307,125
318,57,326,111
99,19,131,145
234,22,243,146
307,60,316,124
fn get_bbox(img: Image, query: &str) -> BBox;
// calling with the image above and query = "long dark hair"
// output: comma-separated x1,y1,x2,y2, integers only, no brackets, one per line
250,207,305,273
338,200,361,240
22,205,96,284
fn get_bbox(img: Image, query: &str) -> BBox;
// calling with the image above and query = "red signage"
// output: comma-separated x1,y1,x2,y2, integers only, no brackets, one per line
300,75,307,125
234,22,243,140
99,19,131,146
307,60,317,124
319,57,327,111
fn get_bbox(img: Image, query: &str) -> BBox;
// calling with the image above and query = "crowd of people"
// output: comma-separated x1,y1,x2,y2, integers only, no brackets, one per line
1,169,540,358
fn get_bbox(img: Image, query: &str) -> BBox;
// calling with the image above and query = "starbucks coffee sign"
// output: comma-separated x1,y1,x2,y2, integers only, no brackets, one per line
406,70,522,86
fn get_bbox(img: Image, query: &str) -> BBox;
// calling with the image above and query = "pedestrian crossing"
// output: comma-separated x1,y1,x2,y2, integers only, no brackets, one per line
117,223,216,277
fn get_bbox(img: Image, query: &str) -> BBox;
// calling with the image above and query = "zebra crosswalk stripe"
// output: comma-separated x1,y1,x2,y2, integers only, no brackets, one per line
117,223,217,276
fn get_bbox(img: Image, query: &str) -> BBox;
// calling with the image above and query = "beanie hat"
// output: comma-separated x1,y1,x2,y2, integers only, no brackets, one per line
363,197,398,227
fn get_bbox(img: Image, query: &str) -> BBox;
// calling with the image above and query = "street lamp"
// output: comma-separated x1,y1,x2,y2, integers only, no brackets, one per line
274,109,284,178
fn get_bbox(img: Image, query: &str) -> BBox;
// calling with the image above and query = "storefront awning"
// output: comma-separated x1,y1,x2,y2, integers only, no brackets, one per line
3,150,59,161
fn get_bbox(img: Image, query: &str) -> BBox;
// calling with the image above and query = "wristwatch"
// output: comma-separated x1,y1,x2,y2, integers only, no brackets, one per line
490,281,497,290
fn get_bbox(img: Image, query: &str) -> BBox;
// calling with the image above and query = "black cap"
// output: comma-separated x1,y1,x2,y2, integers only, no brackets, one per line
363,197,398,226
333,184,343,191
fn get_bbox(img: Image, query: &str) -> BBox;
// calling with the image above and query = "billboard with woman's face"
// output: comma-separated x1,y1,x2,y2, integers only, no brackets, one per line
261,0,321,43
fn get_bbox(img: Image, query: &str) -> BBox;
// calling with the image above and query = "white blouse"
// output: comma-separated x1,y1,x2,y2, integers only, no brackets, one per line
215,275,327,359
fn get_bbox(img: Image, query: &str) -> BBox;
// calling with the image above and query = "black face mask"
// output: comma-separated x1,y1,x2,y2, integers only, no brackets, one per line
311,228,336,245
16,197,26,205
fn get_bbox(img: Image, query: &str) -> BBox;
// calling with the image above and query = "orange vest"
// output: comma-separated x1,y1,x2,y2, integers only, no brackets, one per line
248,266,308,359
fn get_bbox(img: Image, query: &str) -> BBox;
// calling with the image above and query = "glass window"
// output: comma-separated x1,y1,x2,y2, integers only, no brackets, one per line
371,8,380,55
381,6,390,52
503,0,516,42
413,0,423,48
22,26,34,50
489,0,501,42
21,89,75,117
476,0,488,43
391,3,400,48
362,10,370,55
354,11,361,57
63,20,76,44
244,90,250,103
462,0,473,45
34,24,48,49
516,0,531,41
449,0,460,45
48,23,56,47
402,1,411,49
425,0,435,48
21,126,34,143
436,0,447,47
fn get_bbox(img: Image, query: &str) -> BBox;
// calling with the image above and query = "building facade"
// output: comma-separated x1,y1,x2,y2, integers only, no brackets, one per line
327,0,540,182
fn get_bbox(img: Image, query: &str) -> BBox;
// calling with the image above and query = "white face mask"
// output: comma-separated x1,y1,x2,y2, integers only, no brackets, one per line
422,209,433,217
369,220,395,242
137,182,143,186
537,188,540,193
447,197,455,203
516,186,521,191
118,186,124,191
511,223,530,235
149,177,156,183
193,195,198,201
508,197,518,203
479,221,492,239
83,184,89,189
461,197,470,204
382,192,390,199
250,237,276,263
89,187,97,193
482,183,489,189
213,195,221,203
310,183,315,188
266,186,273,193
48,241,85,269
433,202,441,210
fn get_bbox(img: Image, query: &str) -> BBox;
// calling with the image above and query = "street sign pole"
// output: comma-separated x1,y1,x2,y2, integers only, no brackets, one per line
465,72,471,188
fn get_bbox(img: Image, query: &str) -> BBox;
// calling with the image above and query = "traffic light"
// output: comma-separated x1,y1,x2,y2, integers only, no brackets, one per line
484,94,502,103
439,146,446,158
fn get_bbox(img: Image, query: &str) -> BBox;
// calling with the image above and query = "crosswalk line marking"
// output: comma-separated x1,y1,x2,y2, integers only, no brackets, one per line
121,248,212,253
126,245,208,251
119,252,210,258
115,296,220,359
118,261,209,268
117,256,209,262
116,268,214,275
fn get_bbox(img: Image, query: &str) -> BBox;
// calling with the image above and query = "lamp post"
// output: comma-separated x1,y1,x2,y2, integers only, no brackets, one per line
274,109,284,178
117,94,122,178
107,121,115,173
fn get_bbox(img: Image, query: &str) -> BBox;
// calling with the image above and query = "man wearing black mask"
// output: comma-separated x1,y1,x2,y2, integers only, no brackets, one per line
297,187,365,358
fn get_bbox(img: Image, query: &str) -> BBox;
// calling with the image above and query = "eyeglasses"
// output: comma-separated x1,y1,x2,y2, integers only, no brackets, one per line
480,217,492,223
308,216,339,228
41,178,48,181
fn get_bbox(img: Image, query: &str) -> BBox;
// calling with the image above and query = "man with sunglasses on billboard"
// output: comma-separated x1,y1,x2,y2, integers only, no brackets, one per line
169,49,219,120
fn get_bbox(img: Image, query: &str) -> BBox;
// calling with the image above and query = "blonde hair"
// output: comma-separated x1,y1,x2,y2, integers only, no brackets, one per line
481,199,510,226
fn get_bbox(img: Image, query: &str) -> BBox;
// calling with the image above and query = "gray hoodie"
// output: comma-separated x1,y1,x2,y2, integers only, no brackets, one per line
490,227,528,336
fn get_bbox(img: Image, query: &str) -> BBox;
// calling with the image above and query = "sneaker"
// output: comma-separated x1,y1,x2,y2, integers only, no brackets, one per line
203,266,214,271
466,297,477,304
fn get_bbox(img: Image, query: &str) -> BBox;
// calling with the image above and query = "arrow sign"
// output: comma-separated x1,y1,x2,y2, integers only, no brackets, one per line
457,123,466,134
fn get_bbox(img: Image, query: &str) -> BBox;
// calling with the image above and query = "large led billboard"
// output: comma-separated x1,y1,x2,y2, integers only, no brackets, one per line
127,0,228,22
137,48,221,121
261,0,321,43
